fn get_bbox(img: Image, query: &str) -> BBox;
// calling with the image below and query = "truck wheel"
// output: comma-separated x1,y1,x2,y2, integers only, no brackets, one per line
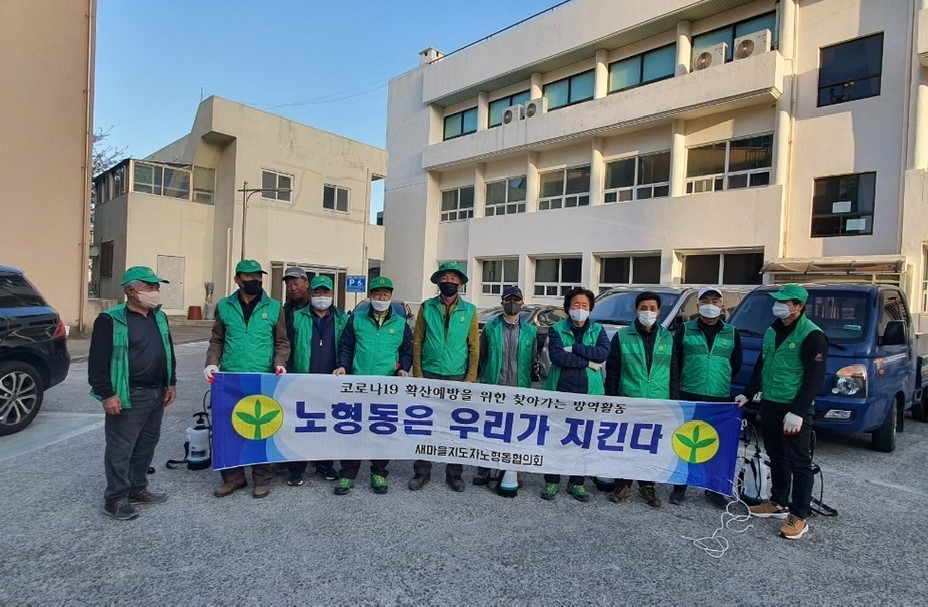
872,398,898,453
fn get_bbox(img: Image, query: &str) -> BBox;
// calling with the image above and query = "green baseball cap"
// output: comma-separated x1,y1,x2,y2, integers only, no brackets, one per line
430,261,468,285
235,259,266,275
770,283,809,303
369,276,394,291
121,266,169,286
310,275,334,290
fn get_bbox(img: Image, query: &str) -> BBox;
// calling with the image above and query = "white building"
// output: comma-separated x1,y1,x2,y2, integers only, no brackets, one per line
383,0,928,318
93,96,386,313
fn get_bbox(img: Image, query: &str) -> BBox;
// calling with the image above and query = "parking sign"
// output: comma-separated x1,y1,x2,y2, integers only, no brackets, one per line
346,275,367,293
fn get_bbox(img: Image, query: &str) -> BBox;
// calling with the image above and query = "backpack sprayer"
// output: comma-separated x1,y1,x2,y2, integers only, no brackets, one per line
166,390,212,471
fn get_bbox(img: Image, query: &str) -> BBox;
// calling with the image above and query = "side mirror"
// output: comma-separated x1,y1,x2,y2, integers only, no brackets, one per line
881,320,907,347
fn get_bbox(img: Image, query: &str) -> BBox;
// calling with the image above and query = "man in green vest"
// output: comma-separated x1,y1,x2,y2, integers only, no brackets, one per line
332,276,412,495
409,261,479,492
669,287,743,507
89,266,177,521
605,290,678,508
477,285,537,493
283,273,348,486
204,259,290,499
738,284,827,540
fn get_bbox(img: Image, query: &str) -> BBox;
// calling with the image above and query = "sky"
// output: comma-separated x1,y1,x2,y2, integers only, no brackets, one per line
94,0,564,220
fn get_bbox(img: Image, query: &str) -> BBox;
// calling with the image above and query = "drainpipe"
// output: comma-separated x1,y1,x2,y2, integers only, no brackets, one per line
79,0,96,334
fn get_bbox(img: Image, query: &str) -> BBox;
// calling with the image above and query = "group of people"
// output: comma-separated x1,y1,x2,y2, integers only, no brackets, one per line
90,260,826,540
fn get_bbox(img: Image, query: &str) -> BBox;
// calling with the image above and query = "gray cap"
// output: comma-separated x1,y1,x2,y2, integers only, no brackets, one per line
283,266,307,280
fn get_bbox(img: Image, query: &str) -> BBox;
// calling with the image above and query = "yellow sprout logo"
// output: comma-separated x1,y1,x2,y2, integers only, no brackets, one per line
231,395,283,440
672,420,719,464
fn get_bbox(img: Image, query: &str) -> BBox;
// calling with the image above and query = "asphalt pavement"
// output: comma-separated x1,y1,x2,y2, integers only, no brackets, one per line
2,341,928,605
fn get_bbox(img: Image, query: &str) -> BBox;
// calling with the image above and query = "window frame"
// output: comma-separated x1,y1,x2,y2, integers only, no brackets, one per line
685,134,773,194
817,32,884,107
323,184,351,213
538,165,591,211
439,186,475,223
604,151,671,203
488,90,531,128
598,254,662,292
533,257,582,297
692,11,778,63
481,258,520,295
443,107,478,140
193,166,215,204
810,172,876,238
608,44,676,93
680,250,764,285
100,240,115,279
543,70,595,111
261,169,293,203
485,175,527,217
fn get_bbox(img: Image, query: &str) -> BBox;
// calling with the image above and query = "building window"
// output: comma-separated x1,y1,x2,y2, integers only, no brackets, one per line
443,107,478,140
488,91,531,127
534,257,582,296
604,152,670,203
544,70,595,110
609,45,676,93
193,166,215,204
485,176,527,216
323,184,350,213
538,166,591,210
686,134,772,193
818,33,883,107
599,255,662,291
261,170,292,202
692,11,777,62
482,259,519,295
100,240,114,279
437,260,467,293
682,251,763,285
811,172,875,238
440,186,474,222
132,161,191,200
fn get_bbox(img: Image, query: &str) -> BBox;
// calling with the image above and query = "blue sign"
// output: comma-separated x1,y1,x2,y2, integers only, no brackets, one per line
346,275,366,293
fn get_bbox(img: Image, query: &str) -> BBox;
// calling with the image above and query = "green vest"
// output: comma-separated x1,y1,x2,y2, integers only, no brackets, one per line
90,304,172,409
761,315,822,407
616,324,673,399
544,319,605,395
351,309,405,376
291,306,347,373
216,291,281,373
679,320,736,397
420,296,476,376
480,316,537,388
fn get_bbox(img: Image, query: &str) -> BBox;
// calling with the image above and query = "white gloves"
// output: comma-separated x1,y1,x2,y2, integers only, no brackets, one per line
563,345,573,353
734,394,748,408
783,412,803,435
275,366,287,375
204,364,219,383
587,361,602,371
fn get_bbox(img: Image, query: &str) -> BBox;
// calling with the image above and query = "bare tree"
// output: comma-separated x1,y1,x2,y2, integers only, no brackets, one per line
92,127,127,177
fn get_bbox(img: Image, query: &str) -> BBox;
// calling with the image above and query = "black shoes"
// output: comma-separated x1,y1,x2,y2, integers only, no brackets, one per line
446,476,465,492
408,475,430,491
669,487,686,505
103,499,139,521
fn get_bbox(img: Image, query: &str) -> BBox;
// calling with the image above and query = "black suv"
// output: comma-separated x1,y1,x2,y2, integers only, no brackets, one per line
0,265,70,435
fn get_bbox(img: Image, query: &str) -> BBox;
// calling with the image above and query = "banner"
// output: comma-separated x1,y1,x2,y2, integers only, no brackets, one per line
211,373,742,495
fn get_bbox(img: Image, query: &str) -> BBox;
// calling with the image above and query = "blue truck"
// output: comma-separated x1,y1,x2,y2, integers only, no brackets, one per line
728,283,928,452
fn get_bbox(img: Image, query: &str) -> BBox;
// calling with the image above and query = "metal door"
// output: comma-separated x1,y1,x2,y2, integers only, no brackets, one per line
156,255,185,310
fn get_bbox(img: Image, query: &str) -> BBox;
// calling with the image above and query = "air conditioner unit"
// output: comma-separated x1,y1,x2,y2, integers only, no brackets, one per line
733,29,771,61
524,97,547,118
692,42,727,71
502,104,523,125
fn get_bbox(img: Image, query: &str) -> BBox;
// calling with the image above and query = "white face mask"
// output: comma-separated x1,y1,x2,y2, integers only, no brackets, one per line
772,301,791,319
637,310,659,327
311,296,332,311
699,304,722,319
136,290,161,309
569,309,590,323
370,299,391,312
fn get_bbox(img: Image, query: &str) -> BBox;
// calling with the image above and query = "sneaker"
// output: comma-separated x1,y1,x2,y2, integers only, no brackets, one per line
705,490,731,509
408,475,430,491
128,489,167,505
639,485,661,508
286,475,305,487
315,463,339,481
567,484,591,502
540,483,559,501
334,478,355,496
371,474,388,495
750,501,789,519
779,514,809,539
668,487,686,505
609,485,632,503
102,499,139,521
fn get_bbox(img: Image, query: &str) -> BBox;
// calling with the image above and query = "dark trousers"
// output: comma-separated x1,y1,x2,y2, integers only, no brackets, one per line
340,460,389,480
104,387,165,502
414,370,466,479
544,474,585,486
615,479,654,490
286,460,333,478
761,403,814,519
222,464,276,486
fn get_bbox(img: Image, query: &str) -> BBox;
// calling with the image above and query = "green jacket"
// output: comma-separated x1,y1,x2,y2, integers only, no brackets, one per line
291,306,347,373
350,309,406,375
761,315,822,407
420,296,476,376
91,304,172,409
217,292,281,372
480,316,536,388
616,324,673,399
545,319,605,395
679,320,735,397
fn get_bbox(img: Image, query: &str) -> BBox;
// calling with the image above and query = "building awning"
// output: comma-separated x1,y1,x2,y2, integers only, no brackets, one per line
761,255,906,284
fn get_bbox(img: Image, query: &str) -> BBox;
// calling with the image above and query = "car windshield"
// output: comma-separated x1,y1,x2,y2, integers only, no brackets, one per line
589,291,679,325
730,290,870,343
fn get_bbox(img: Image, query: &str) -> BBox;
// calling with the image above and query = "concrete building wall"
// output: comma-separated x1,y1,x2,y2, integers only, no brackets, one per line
0,0,94,330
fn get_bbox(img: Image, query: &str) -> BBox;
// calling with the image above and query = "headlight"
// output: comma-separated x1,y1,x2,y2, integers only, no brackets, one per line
831,364,867,397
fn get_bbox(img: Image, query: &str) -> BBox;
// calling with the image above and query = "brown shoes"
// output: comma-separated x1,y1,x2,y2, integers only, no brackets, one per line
252,484,271,499
213,479,246,498
779,514,809,539
749,501,789,519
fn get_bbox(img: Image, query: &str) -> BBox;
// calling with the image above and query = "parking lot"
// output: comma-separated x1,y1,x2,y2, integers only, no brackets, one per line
3,341,928,605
